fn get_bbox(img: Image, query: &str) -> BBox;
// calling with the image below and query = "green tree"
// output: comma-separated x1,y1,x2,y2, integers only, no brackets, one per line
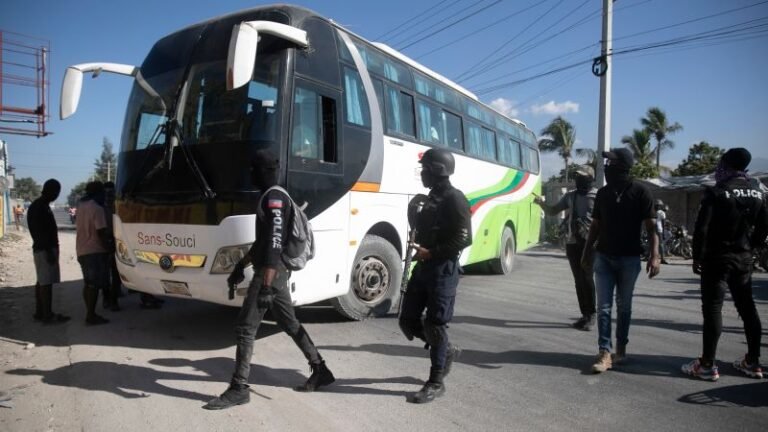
11,177,40,201
672,141,724,176
93,137,117,183
621,129,659,179
640,107,683,169
538,116,577,183
67,181,88,207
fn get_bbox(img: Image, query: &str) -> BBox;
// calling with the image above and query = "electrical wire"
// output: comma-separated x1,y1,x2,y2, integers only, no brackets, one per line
396,0,505,50
473,16,768,96
414,0,548,59
457,0,653,84
374,0,458,42
456,0,564,81
387,0,485,47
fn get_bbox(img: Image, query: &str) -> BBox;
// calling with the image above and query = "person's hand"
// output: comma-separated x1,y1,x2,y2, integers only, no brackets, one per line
45,249,56,265
414,245,432,261
227,262,245,287
647,255,661,279
533,195,544,206
256,285,276,309
692,260,702,275
581,247,594,271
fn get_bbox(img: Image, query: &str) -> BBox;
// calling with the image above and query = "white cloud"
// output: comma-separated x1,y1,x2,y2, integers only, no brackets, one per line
489,98,519,118
531,100,580,116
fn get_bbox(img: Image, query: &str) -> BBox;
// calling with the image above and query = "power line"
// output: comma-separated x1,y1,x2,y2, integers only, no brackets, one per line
461,0,595,84
457,0,653,85
456,0,565,81
414,0,548,59
397,0,504,50
473,17,768,96
613,0,768,43
388,0,485,47
374,0,457,41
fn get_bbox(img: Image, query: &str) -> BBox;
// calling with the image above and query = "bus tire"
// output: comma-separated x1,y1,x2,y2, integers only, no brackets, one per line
489,226,515,275
331,234,402,320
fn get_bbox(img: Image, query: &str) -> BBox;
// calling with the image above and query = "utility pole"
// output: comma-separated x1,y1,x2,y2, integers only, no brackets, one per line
595,0,613,186
107,161,111,182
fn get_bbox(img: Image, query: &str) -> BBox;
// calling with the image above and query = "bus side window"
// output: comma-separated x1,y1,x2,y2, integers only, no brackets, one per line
385,86,415,138
291,86,338,163
498,137,522,168
442,110,463,152
417,100,443,146
343,67,370,127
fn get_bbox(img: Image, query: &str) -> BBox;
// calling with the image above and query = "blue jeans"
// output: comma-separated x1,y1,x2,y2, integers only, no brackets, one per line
594,252,641,352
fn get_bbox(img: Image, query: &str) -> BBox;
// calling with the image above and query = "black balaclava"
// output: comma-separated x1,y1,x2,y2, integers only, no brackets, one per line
575,174,593,194
604,165,630,187
41,179,61,203
251,149,279,191
420,169,448,190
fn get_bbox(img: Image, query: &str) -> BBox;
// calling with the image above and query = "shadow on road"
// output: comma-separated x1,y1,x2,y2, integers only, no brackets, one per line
678,381,768,407
634,289,700,301
5,356,324,402
0,281,345,351
452,315,571,329
630,318,745,336
319,342,715,378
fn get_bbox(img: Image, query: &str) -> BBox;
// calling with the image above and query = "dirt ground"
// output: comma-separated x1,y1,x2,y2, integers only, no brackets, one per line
0,230,82,430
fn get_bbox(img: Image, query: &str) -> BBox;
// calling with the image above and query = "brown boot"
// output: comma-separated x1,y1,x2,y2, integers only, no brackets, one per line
592,350,612,373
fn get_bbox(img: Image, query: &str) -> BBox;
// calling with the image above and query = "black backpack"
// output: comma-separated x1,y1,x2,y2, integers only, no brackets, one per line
257,186,315,271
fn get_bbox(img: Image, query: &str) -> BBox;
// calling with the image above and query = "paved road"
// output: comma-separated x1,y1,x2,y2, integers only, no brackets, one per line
0,233,766,431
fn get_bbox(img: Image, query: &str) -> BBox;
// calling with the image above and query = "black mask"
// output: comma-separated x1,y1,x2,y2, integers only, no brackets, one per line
575,176,592,194
604,165,630,187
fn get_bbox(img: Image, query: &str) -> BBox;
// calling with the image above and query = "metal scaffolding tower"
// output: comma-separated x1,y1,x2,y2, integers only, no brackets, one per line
0,30,52,137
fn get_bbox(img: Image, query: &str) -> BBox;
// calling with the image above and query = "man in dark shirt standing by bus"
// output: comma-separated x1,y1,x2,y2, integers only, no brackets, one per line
534,165,597,330
204,150,334,410
682,148,766,380
582,148,660,373
399,148,472,404
27,179,70,324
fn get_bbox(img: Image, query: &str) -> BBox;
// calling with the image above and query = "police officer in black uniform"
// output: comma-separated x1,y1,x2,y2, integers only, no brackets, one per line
204,150,335,410
682,148,767,380
399,148,472,404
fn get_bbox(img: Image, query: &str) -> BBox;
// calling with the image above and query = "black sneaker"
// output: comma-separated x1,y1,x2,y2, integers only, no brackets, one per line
581,315,595,332
571,316,588,330
408,381,446,404
294,361,335,392
203,384,250,410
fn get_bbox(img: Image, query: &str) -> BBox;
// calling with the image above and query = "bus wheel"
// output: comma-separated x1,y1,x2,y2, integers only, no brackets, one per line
489,226,516,275
331,235,402,320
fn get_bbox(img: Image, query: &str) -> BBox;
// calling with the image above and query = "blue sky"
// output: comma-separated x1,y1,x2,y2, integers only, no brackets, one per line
2,0,767,201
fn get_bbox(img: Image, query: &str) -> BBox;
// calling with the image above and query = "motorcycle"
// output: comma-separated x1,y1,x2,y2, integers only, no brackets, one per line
666,225,693,260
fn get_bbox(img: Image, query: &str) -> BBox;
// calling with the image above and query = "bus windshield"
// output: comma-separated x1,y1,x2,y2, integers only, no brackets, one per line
122,39,284,152
118,24,289,200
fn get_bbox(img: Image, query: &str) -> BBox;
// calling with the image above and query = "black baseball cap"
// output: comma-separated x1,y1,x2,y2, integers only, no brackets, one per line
721,147,751,171
603,148,635,169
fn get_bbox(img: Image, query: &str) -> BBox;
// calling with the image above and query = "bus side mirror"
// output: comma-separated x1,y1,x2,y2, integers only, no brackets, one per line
60,67,84,119
60,63,139,119
226,21,308,91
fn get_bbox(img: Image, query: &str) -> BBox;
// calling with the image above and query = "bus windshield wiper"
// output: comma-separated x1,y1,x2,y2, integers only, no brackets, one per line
167,117,216,199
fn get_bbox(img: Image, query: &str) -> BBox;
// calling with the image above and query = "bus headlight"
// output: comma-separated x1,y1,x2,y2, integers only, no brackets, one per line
210,244,250,274
115,239,134,266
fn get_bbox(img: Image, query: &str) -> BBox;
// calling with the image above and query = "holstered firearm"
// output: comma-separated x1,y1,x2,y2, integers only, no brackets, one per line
397,194,428,319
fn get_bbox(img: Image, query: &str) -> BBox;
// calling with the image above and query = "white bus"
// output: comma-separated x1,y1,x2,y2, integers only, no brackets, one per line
60,4,541,319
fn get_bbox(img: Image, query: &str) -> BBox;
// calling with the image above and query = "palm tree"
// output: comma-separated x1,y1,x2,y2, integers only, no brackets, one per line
640,107,683,169
620,128,654,165
575,148,597,172
538,116,576,182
